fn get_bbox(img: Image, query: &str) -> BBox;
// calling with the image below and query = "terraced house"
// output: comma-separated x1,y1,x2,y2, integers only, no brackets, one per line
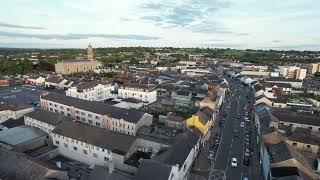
40,92,153,136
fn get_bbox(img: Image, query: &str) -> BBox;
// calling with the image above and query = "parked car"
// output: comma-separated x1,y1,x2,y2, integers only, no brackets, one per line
243,157,250,166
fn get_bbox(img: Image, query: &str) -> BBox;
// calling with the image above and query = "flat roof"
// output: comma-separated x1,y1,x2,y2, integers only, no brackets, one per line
0,125,47,146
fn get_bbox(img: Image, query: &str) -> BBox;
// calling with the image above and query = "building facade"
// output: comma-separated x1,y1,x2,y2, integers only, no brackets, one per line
55,44,101,75
66,81,116,101
40,93,153,136
118,84,157,104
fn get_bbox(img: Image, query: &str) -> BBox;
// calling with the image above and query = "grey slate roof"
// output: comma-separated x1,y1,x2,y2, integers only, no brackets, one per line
196,107,213,125
266,77,302,82
42,93,146,123
135,159,172,180
154,129,200,169
0,117,24,128
270,109,320,127
25,109,71,126
52,121,137,155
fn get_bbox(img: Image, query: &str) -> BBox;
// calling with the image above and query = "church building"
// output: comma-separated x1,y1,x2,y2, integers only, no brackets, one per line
55,44,101,75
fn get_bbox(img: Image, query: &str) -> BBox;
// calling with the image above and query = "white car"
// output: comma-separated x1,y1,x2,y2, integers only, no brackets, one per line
231,158,238,167
240,122,245,127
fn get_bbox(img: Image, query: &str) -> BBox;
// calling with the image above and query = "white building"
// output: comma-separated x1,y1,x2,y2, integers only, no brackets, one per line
66,81,116,101
41,93,153,136
118,84,157,104
24,109,71,134
181,67,212,77
0,103,34,123
51,120,137,172
276,66,307,80
135,129,201,180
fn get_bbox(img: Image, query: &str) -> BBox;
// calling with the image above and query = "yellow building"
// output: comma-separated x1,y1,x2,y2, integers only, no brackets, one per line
186,107,214,135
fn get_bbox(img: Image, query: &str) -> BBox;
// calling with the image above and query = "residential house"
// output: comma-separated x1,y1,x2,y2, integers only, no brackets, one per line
51,120,138,173
0,103,34,123
265,77,303,88
171,90,192,107
41,93,153,136
24,109,71,134
186,107,214,136
25,76,45,85
118,83,157,104
66,81,116,101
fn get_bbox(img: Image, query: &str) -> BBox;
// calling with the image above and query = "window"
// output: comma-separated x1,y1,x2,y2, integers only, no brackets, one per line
104,157,109,161
96,122,101,127
308,126,313,130
67,108,70,111
127,125,129,129
55,110,58,113
123,124,125,128
67,113,71,117
93,153,98,158
60,106,64,109
64,143,68,148
307,145,311,148
89,120,93,124
83,150,87,154
88,114,92,118
81,118,86,122
95,116,100,120
292,143,297,147
49,108,53,111
76,116,80,120
54,104,57,107
76,110,79,114
61,111,64,115
81,112,85,115
73,146,78,151
55,140,59,145
96,147,99,151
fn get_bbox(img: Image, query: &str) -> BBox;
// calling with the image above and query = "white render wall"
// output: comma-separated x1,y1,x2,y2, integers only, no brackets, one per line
24,116,55,134
42,98,148,136
52,133,113,167
66,84,115,101
118,88,157,104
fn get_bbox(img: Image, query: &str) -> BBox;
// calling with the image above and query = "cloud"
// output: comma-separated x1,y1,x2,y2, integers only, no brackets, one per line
0,31,160,40
0,22,45,30
140,0,231,33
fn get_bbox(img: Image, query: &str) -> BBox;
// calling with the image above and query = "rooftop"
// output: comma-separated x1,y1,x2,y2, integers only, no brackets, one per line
0,125,47,146
135,159,172,180
25,109,72,126
52,121,137,155
42,93,146,123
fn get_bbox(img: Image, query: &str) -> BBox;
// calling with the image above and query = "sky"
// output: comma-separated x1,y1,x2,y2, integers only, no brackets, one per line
0,0,319,50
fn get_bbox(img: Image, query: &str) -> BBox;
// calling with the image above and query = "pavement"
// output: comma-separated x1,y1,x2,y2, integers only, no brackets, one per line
191,76,262,180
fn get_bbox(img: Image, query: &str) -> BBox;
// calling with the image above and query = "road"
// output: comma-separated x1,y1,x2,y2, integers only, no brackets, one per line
208,76,260,180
